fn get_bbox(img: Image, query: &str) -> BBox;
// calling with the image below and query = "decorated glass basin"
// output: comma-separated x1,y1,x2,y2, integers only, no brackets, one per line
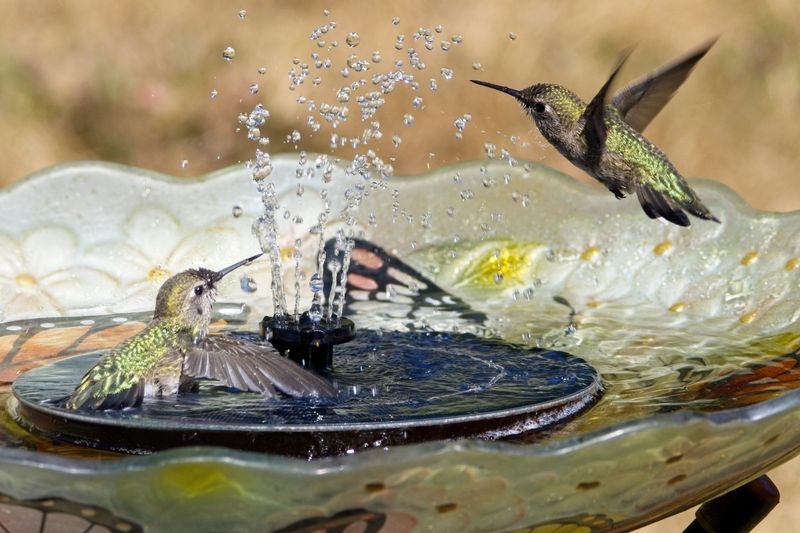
1,157,800,532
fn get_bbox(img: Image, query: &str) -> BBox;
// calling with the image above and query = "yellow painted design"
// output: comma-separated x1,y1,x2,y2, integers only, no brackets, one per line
669,303,685,313
653,240,673,256
580,246,600,262
740,251,759,266
147,266,170,281
586,301,603,309
785,258,799,272
281,246,294,261
14,273,36,287
461,244,536,287
159,463,248,499
740,311,757,324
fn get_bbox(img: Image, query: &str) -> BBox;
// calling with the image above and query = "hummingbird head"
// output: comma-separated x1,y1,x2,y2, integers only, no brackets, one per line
153,252,262,338
471,80,585,142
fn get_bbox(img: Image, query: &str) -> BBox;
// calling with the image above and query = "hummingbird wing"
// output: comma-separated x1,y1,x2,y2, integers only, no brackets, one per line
184,335,337,398
612,39,715,133
582,50,633,168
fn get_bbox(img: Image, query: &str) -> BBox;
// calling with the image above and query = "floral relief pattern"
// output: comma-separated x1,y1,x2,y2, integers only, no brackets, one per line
0,228,118,321
0,184,334,321
83,205,261,313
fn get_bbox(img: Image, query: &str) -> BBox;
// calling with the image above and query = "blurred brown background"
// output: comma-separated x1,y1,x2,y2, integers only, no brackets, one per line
1,1,799,530
2,1,799,212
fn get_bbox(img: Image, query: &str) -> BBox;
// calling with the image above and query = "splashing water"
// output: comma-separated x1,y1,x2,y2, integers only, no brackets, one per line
252,182,288,318
234,13,523,327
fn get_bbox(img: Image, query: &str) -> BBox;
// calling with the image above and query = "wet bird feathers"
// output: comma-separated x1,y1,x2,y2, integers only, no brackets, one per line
472,40,720,227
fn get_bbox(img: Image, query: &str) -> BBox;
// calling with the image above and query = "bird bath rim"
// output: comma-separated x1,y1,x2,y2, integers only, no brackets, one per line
1,157,799,531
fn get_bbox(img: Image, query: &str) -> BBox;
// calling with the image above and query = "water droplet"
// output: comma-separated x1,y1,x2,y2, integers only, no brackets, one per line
305,272,324,295
240,275,257,293
429,78,439,91
391,16,400,25
249,83,259,94
508,32,517,40
472,62,483,71
440,68,454,80
222,46,236,61
392,134,402,147
453,113,472,139
181,159,189,169
210,89,218,99
323,8,330,16
238,9,246,19
403,114,414,126
440,41,451,51
257,66,267,75
434,24,443,33
287,129,301,143
232,205,243,218
346,32,361,48
371,51,382,63
411,96,423,108
451,34,463,44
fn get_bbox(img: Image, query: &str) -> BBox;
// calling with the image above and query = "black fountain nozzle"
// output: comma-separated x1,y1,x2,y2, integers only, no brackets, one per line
261,312,356,371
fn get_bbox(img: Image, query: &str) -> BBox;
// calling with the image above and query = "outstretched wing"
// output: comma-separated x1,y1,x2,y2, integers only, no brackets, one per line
582,49,633,168
185,335,337,398
323,238,487,324
612,39,715,133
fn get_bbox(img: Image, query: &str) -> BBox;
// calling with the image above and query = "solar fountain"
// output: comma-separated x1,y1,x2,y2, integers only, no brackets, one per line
0,11,799,533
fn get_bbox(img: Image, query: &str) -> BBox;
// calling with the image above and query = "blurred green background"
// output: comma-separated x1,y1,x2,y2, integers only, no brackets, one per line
1,1,799,530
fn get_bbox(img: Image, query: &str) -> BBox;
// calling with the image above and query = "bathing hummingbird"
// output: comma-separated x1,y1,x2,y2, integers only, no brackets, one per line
471,40,720,227
66,253,336,410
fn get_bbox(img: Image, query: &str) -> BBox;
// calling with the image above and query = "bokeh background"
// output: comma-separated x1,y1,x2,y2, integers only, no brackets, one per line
1,0,799,530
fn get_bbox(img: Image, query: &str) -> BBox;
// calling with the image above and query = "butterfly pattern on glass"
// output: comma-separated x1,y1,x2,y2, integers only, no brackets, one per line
322,238,488,332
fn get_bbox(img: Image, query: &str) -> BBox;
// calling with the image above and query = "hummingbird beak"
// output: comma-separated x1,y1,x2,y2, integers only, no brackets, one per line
470,79,524,100
212,252,263,282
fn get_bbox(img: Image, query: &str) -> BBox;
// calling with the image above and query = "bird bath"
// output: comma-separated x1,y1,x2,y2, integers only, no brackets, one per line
0,158,799,531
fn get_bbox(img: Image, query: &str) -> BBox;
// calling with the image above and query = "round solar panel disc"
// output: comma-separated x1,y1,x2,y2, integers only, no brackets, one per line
11,330,601,456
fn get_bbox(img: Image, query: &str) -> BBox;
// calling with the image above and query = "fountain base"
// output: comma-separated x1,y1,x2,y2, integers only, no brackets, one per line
261,313,356,371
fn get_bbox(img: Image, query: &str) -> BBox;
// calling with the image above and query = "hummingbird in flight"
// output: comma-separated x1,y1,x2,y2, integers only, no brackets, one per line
471,40,720,227
66,253,336,410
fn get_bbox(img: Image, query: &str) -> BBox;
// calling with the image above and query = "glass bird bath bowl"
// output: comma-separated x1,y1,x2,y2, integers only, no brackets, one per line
1,157,799,532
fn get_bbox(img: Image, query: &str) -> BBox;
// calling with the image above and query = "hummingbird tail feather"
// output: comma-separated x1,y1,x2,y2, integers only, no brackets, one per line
635,182,691,227
683,198,721,224
66,379,145,411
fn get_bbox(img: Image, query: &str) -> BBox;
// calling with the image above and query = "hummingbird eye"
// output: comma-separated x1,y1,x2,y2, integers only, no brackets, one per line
532,102,546,114
194,286,204,296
